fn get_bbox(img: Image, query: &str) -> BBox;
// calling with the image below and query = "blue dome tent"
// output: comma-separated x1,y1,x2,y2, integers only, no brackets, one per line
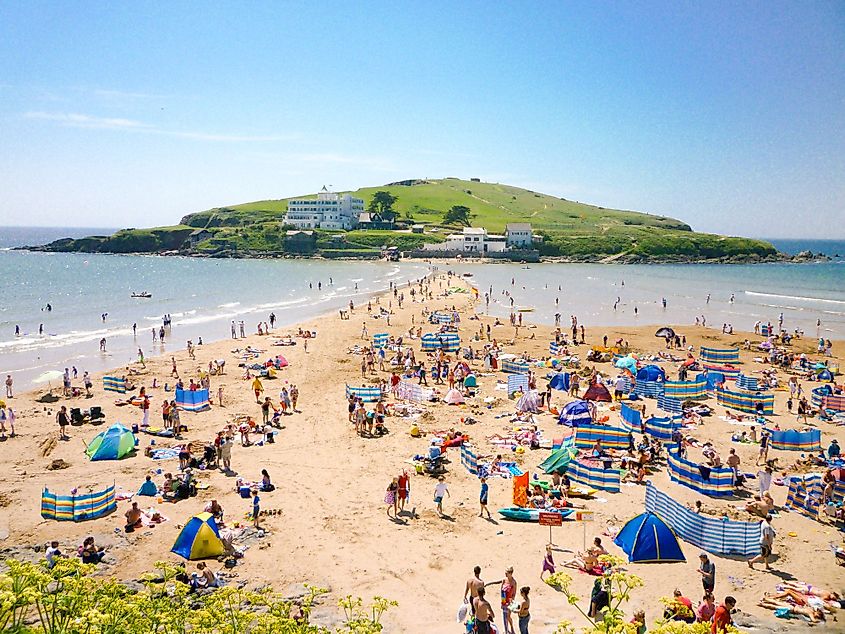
637,365,666,382
614,512,685,563
817,369,834,382
558,400,594,427
85,424,136,461
549,372,570,391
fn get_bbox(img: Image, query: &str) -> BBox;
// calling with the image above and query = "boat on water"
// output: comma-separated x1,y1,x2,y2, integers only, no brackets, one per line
516,307,534,312
131,292,152,298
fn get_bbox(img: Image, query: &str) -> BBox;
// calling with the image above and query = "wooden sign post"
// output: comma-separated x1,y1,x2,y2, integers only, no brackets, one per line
538,511,563,545
575,510,595,550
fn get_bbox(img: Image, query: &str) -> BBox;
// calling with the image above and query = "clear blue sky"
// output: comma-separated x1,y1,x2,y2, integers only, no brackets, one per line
0,2,842,238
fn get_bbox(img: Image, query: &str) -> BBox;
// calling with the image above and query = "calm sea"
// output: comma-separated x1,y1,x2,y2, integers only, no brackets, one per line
1,228,842,390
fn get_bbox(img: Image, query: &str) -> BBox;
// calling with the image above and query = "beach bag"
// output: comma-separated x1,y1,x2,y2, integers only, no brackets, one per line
774,607,791,619
456,602,468,623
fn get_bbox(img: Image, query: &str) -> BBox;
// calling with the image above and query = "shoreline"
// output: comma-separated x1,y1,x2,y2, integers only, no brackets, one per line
1,272,843,632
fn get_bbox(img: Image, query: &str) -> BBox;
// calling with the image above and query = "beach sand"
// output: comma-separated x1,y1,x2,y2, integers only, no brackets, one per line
1,272,843,632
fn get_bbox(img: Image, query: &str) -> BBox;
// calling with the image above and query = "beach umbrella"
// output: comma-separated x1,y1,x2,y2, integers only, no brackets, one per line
33,370,64,391
655,327,675,338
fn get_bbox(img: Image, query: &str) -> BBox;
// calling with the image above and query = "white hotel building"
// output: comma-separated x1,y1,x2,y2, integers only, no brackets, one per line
284,187,365,230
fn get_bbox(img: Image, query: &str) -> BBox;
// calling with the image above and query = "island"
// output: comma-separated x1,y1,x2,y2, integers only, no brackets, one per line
30,177,780,263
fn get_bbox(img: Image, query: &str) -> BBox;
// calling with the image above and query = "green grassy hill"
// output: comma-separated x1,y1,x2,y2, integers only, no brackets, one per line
34,177,780,262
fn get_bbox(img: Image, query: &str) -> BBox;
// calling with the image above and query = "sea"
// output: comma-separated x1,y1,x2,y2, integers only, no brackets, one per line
1,227,843,391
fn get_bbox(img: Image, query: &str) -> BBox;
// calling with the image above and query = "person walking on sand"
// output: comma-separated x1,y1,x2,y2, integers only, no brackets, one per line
5,374,12,398
361,321,368,339
83,371,92,396
541,544,555,580
57,405,69,440
252,490,261,528
385,477,399,519
434,475,449,516
252,377,264,403
748,514,775,570
217,386,224,407
479,477,491,518
756,431,770,466
289,384,299,412
398,470,410,512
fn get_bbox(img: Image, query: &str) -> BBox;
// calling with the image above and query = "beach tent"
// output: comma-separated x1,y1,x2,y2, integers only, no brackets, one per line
540,442,578,474
818,369,834,382
516,390,541,413
463,374,477,388
636,365,666,382
583,382,612,402
85,424,135,461
655,327,675,338
614,512,685,563
275,355,289,368
615,356,638,373
443,388,465,405
558,400,594,426
171,512,225,560
549,372,570,391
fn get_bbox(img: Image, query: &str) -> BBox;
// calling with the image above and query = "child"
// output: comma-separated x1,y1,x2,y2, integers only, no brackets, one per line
541,544,555,580
434,476,450,517
479,477,491,518
252,490,261,528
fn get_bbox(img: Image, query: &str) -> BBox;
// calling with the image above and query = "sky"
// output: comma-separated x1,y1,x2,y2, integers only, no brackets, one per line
0,2,843,238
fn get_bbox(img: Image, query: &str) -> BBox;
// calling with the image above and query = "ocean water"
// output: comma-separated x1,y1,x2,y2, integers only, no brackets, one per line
451,256,844,341
1,229,842,391
0,244,429,391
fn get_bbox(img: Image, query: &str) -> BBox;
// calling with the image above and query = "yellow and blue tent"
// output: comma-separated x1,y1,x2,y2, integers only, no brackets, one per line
171,512,225,560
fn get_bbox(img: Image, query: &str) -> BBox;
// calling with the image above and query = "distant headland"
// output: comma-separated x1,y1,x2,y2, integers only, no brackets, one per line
28,177,789,263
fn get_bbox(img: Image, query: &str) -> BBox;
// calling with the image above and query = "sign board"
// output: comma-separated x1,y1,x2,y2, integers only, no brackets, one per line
538,512,563,527
575,511,595,522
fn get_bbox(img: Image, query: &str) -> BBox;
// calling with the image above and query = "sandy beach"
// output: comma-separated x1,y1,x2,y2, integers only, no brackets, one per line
1,271,843,633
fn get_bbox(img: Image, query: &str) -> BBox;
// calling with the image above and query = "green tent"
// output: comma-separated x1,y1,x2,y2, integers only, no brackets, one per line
539,445,577,474
86,424,136,461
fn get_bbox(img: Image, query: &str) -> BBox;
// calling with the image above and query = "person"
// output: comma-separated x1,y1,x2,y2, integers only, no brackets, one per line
56,405,69,440
563,537,607,572
498,567,517,634
698,553,715,593
4,374,12,398
80,536,105,564
541,544,555,580
434,476,449,517
473,586,495,634
517,586,530,634
464,565,485,614
397,470,410,512
479,476,491,518
711,596,736,633
589,579,609,618
191,562,218,590
756,431,769,465
667,589,695,622
385,477,399,519
697,592,716,623
124,502,142,532
748,514,774,570
289,384,299,412
45,540,66,569
83,371,92,396
140,394,150,427
252,377,264,403
138,475,157,496
260,469,274,492
829,438,841,459
252,490,261,528
204,499,224,522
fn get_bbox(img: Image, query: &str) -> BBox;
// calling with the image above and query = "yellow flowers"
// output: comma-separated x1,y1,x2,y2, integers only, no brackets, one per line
0,558,395,634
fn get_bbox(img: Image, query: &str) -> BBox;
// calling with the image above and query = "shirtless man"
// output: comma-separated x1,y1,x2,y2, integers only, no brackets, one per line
563,537,608,571
472,586,495,634
464,565,499,616
124,502,142,531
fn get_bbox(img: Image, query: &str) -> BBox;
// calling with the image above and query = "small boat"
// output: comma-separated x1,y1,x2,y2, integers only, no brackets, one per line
516,307,534,312
462,272,473,277
131,292,152,298
497,506,575,522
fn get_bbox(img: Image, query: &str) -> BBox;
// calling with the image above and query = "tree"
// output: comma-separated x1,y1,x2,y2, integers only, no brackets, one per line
367,191,398,222
444,205,472,226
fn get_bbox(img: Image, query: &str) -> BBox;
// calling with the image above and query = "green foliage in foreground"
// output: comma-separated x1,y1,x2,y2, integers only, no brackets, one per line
0,558,395,634
544,555,739,634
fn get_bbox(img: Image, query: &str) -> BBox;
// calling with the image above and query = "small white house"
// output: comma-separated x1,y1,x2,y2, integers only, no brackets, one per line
423,227,507,253
505,223,533,248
